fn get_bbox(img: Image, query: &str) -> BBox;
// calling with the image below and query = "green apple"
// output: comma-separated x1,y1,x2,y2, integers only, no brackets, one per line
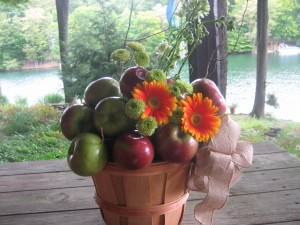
84,77,122,108
94,96,133,138
67,133,108,176
60,104,96,141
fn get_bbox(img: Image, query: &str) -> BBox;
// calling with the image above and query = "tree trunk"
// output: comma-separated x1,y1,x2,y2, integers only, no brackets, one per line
251,0,268,118
188,0,228,98
55,0,73,103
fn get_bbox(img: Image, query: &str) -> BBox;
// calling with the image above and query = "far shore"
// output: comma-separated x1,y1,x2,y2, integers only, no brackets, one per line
0,61,60,73
21,60,60,71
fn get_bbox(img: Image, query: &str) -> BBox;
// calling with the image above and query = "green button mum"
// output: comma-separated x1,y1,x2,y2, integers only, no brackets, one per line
136,117,158,136
146,69,167,83
134,51,150,67
125,99,146,120
126,42,146,52
111,49,130,62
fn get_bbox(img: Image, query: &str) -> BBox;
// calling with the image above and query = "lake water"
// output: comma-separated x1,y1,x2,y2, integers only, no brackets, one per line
226,53,300,122
0,68,64,105
0,53,299,122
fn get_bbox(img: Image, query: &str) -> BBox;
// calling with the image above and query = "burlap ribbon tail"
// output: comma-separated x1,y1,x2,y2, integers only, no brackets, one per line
188,115,253,225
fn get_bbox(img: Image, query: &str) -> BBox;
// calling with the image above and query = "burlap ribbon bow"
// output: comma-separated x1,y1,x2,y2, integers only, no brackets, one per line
188,115,253,225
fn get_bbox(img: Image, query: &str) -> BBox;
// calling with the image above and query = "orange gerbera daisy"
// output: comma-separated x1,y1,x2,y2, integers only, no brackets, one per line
179,93,221,142
132,81,177,125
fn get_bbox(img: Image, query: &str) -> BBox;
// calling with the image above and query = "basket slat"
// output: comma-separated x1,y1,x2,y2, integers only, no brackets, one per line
92,162,191,225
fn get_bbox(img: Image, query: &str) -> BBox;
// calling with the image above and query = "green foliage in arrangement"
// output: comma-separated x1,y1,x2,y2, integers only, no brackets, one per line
0,104,69,163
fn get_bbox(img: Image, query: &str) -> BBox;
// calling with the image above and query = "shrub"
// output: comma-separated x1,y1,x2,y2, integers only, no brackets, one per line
0,104,63,135
1,107,37,135
14,96,28,106
41,93,64,104
30,103,61,123
0,94,9,105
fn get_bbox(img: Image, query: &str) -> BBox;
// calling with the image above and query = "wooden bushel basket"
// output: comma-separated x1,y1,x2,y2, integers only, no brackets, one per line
92,161,191,225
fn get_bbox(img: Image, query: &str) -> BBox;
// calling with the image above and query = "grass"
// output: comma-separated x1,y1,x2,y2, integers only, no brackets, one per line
0,125,68,162
0,103,299,163
0,104,69,163
231,114,300,157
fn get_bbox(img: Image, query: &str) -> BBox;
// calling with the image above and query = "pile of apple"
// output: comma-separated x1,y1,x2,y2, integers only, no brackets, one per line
60,66,227,176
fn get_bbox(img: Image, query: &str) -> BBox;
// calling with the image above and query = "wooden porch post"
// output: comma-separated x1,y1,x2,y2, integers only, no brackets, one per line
188,0,228,98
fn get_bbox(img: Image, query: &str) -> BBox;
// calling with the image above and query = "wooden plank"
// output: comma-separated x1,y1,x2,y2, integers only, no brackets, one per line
183,189,300,225
1,160,299,195
1,165,299,216
0,171,93,193
0,152,299,196
0,142,291,176
1,150,297,180
0,186,98,216
0,209,103,225
0,159,69,176
263,222,300,225
1,189,299,225
252,142,285,154
231,167,300,195
188,166,300,200
264,220,300,225
0,141,299,225
246,151,300,172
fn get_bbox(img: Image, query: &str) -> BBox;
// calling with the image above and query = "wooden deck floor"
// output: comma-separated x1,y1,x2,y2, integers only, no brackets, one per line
0,142,299,225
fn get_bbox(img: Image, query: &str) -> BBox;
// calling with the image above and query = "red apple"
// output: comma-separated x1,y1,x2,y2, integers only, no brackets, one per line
154,124,198,163
191,78,227,116
119,66,148,98
113,130,154,170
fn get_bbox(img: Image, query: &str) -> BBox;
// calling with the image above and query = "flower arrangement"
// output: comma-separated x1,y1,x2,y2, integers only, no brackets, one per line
60,41,253,224
59,1,253,224
110,40,223,142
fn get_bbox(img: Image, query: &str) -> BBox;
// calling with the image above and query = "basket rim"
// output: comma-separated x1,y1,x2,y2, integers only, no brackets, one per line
96,161,191,176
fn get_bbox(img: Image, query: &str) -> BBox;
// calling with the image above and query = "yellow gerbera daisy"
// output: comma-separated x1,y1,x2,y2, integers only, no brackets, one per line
132,81,177,125
179,93,221,142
